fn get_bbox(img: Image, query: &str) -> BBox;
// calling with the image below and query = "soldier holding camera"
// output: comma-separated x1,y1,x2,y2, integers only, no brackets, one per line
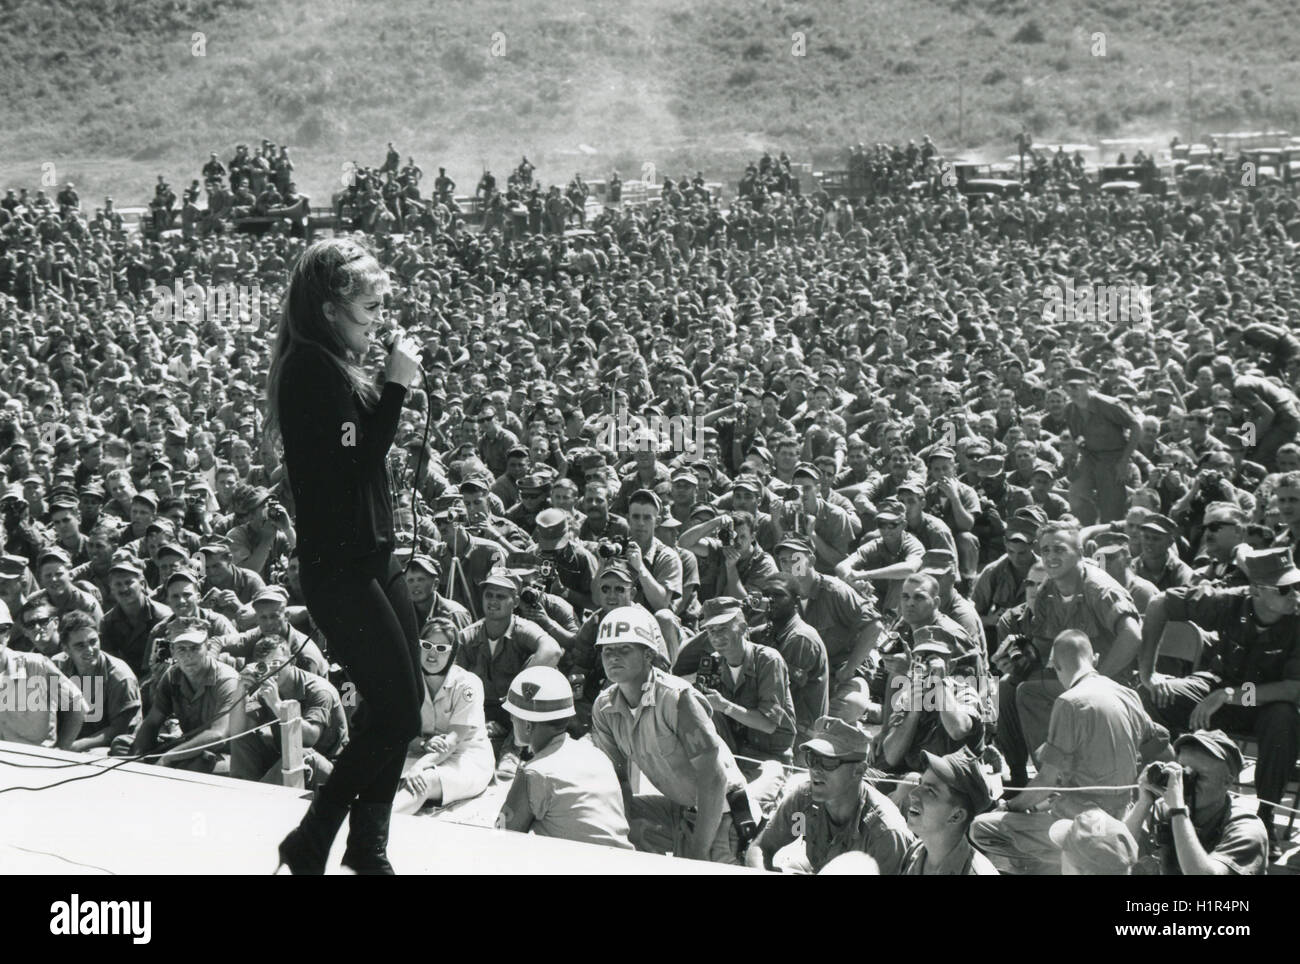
226,484,295,583
1138,547,1300,853
229,633,347,788
1124,729,1268,875
692,596,797,763
971,630,1169,875
679,509,779,604
530,507,599,612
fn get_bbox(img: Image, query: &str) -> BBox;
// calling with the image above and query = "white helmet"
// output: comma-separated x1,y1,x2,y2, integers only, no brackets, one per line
504,666,575,722
596,606,669,666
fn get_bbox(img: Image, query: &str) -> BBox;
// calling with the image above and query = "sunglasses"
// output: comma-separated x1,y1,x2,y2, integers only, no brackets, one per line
23,614,56,629
419,640,453,653
802,750,849,772
1205,521,1239,532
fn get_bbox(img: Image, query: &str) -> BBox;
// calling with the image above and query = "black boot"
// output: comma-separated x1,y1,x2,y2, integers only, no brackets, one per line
276,795,349,875
341,802,396,875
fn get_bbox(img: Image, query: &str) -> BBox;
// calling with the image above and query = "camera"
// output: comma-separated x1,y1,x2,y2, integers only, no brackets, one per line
154,639,171,663
519,585,543,608
596,535,628,559
696,653,722,691
536,557,556,584
717,517,735,546
1145,761,1180,790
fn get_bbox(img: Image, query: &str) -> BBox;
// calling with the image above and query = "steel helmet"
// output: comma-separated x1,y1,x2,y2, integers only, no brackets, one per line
504,666,575,722
595,605,670,667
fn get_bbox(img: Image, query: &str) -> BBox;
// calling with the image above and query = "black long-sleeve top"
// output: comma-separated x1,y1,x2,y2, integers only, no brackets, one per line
278,344,406,567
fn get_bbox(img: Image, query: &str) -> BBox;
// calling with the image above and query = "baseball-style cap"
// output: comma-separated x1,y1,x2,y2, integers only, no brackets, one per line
533,508,570,547
926,446,955,463
168,621,209,646
894,479,925,497
457,476,489,494
165,569,201,590
1005,517,1038,544
1063,367,1094,384
876,499,905,524
921,548,956,576
131,491,158,510
1242,547,1300,588
482,567,522,593
1174,729,1246,775
517,472,554,493
670,466,697,485
1203,502,1246,526
791,462,820,484
921,747,993,816
155,542,189,561
700,596,745,630
731,476,762,494
36,547,72,570
911,623,961,656
0,555,28,582
775,535,814,556
1140,513,1178,537
1049,808,1139,875
800,716,870,762
109,559,145,580
408,554,439,578
251,586,290,606
596,560,635,585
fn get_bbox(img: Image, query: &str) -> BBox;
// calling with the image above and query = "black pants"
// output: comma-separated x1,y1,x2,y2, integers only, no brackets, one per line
1141,672,1299,826
299,551,422,808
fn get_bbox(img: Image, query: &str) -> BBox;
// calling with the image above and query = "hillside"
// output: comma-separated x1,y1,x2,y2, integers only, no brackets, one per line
1,0,1297,205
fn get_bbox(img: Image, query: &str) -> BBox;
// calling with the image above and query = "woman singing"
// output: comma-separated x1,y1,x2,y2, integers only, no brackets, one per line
265,237,424,874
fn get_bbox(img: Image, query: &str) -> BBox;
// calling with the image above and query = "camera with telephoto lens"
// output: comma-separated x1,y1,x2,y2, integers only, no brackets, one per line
520,584,544,608
596,535,628,559
696,653,722,691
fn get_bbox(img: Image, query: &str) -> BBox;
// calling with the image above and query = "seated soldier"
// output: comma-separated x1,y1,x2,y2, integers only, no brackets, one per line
873,624,984,801
53,611,141,754
747,716,914,874
692,596,797,764
1125,729,1269,875
222,586,329,677
119,618,240,773
229,633,348,788
0,600,88,749
901,748,999,875
971,630,1170,875
497,665,633,849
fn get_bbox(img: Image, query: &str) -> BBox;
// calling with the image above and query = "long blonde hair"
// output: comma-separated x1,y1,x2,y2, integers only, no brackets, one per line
264,237,391,444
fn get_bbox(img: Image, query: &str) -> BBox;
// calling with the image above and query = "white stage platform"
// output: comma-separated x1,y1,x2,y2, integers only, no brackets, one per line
0,742,757,875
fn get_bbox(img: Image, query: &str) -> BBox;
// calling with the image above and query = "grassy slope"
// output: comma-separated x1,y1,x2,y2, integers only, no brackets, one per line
1,0,1297,204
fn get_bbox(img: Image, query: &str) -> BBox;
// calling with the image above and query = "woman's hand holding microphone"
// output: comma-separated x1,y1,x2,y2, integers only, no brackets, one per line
384,332,423,390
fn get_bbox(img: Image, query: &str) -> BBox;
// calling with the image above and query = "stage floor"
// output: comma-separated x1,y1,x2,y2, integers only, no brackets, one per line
0,742,756,875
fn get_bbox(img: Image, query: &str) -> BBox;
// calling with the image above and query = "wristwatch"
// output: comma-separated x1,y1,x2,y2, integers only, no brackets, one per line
1167,807,1189,820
